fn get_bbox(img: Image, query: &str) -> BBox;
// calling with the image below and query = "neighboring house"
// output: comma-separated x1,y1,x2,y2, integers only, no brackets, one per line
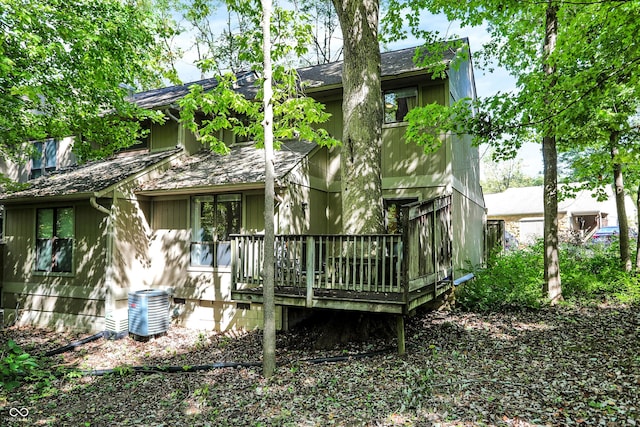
0,41,486,332
484,185,637,245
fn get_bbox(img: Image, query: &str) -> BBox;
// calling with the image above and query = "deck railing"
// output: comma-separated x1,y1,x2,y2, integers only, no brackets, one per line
231,195,452,306
232,234,403,292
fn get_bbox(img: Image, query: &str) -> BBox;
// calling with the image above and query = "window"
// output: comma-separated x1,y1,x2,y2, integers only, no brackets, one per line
36,207,74,272
30,138,58,179
191,194,242,268
384,198,417,234
384,87,418,124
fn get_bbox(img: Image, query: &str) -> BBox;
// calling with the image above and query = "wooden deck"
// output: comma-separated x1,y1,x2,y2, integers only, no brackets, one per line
231,196,453,315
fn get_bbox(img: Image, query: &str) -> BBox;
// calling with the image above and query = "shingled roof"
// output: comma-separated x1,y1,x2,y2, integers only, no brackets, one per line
137,140,317,194
133,71,259,110
133,40,466,108
0,148,181,202
296,41,465,90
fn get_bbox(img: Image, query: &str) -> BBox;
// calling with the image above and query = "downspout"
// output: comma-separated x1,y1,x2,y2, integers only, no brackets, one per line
90,194,117,327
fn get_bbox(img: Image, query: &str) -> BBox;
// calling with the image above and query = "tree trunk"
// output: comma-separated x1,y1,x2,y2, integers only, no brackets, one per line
541,2,562,303
261,0,276,378
636,183,640,270
610,132,631,272
331,0,384,234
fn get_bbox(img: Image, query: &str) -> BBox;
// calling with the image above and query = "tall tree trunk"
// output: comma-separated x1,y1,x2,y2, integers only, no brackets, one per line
542,2,562,303
261,0,276,378
331,0,384,234
636,183,640,270
610,132,631,272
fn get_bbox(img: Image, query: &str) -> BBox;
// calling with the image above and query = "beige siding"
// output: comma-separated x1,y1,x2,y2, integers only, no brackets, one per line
245,194,265,233
152,198,188,229
150,120,179,151
1,202,108,331
451,190,486,275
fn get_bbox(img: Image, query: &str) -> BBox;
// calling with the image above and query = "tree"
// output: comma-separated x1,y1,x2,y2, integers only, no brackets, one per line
414,0,640,301
331,0,384,234
0,0,173,162
178,0,256,75
481,147,542,194
298,0,342,65
177,0,337,376
261,0,276,378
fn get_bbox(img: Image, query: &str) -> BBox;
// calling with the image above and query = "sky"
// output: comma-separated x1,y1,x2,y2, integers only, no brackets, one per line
172,8,543,178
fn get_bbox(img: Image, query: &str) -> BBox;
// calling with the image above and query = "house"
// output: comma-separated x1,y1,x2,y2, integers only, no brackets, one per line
0,41,486,333
484,185,637,245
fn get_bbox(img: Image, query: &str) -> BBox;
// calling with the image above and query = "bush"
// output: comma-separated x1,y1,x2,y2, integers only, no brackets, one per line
0,339,40,391
456,242,544,311
456,241,640,311
561,243,640,304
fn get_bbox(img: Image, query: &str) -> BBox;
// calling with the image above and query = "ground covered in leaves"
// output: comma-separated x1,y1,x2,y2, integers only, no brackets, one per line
2,304,639,426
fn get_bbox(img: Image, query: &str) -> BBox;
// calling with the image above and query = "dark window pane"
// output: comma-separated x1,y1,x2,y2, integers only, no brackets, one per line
45,139,57,169
37,209,54,239
384,87,418,123
36,239,52,271
32,142,43,169
191,194,242,268
53,239,73,272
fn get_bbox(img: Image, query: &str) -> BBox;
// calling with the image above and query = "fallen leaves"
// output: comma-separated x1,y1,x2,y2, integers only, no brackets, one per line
1,304,639,426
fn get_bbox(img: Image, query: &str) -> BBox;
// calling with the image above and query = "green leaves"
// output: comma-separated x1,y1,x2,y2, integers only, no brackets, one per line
1,0,174,156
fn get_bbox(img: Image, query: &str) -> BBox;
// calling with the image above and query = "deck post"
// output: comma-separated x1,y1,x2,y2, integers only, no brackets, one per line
396,315,406,355
306,236,315,307
231,238,238,291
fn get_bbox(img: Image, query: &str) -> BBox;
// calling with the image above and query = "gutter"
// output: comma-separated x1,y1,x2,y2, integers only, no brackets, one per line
89,193,119,317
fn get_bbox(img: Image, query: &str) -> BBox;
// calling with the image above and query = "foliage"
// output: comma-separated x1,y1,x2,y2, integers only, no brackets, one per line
457,243,545,311
0,339,40,391
480,146,543,194
0,0,173,160
457,241,640,311
561,242,640,304
177,1,337,154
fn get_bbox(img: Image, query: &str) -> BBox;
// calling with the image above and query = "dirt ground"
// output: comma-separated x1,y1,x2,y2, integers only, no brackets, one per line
1,304,639,426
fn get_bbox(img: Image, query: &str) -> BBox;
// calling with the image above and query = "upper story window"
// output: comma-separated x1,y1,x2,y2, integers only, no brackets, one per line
384,87,418,124
190,194,242,268
36,207,74,273
30,138,58,180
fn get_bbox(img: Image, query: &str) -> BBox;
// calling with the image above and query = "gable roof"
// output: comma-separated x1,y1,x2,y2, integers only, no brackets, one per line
484,185,618,217
133,40,468,109
0,148,181,202
137,140,317,195
297,41,464,90
133,71,259,110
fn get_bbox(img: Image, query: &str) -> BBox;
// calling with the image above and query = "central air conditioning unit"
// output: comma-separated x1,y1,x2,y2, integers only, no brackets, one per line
128,289,170,338
105,308,128,334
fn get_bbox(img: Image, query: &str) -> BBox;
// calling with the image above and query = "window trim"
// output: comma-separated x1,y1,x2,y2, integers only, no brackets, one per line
29,138,58,180
34,206,75,275
189,194,242,271
383,86,419,125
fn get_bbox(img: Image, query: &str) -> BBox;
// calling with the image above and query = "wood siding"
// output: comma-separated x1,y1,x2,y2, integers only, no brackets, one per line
1,201,108,331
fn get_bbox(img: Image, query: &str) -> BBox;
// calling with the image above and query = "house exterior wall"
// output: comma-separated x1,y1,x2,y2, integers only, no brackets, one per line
0,136,76,183
1,201,108,331
145,190,288,331
447,55,486,275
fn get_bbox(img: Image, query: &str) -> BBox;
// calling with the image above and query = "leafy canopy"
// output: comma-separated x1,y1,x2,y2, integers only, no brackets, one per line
0,0,174,161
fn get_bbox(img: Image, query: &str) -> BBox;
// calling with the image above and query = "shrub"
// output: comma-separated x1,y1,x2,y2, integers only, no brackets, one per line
0,339,40,391
456,242,544,311
456,241,640,311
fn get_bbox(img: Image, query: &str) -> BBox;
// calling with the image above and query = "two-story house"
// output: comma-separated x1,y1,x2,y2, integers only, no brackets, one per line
0,41,485,333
